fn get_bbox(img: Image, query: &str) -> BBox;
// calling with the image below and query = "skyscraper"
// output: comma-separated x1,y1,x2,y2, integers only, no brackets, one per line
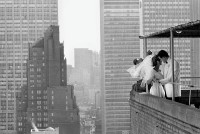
0,0,58,133
100,0,140,133
189,0,200,86
26,26,79,134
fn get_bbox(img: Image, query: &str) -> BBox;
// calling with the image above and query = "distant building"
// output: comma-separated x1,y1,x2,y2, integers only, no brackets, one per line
24,25,80,134
74,48,100,88
67,65,73,83
91,51,100,90
100,0,140,133
74,48,93,73
0,1,58,133
73,83,86,105
72,48,100,102
95,91,101,109
69,68,90,87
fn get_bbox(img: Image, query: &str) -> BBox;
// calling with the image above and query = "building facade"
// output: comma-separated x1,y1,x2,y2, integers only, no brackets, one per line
47,86,80,134
189,0,200,87
0,0,58,134
100,0,140,133
25,26,79,134
16,86,28,134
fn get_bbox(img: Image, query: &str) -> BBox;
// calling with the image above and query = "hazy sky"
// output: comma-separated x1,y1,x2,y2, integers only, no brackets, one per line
58,0,100,66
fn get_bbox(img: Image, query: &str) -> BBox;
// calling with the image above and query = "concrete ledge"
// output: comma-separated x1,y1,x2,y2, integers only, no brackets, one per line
130,91,200,134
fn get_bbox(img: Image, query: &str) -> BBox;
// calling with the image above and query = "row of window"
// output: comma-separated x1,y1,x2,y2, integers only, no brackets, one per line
104,5,138,9
11,0,57,4
1,106,14,110
0,118,14,122
32,112,48,117
30,67,42,72
0,15,57,21
0,124,14,130
0,113,14,117
0,9,57,14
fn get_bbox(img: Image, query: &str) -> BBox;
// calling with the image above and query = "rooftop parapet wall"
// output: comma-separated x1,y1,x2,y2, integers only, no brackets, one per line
130,91,200,134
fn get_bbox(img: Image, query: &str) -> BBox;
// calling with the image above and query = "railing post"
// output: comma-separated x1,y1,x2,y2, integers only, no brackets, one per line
144,37,147,58
144,37,149,93
189,89,191,105
146,83,148,93
170,28,175,101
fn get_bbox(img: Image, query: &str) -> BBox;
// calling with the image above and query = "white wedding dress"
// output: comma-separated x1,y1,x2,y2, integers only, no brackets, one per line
129,55,165,97
149,69,165,97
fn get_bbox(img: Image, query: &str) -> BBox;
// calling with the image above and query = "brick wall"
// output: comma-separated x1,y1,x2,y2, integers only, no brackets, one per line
130,91,200,134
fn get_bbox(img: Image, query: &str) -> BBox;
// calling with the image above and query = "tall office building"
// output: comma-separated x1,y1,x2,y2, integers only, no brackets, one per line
26,26,79,134
140,0,193,90
0,0,58,134
189,0,200,86
100,0,140,133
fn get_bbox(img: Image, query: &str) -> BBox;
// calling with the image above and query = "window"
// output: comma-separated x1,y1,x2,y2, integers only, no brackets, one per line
30,68,34,72
37,68,41,72
37,101,41,105
37,90,41,94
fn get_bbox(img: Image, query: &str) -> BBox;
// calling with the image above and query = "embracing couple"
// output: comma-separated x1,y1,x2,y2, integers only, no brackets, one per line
139,50,180,100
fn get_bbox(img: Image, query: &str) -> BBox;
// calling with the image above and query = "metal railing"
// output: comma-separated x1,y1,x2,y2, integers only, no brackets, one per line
144,77,200,107
179,77,200,106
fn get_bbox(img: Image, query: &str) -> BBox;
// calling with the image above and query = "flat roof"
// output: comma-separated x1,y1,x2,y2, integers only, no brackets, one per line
140,20,200,38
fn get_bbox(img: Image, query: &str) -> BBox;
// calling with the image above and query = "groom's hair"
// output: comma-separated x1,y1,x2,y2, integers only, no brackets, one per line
157,50,169,58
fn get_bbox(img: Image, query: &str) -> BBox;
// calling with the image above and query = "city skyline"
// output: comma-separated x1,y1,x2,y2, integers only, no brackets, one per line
1,1,200,134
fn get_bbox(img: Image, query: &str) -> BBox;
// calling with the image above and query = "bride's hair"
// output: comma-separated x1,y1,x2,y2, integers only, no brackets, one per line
152,55,161,67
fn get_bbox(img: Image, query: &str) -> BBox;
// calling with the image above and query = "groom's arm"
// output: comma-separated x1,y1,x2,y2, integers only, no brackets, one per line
159,60,179,84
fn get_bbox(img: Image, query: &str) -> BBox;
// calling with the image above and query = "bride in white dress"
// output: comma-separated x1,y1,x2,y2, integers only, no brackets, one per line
137,55,165,97
128,53,165,97
146,55,165,97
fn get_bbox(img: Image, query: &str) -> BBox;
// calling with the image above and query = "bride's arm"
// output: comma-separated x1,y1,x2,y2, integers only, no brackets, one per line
155,71,164,80
145,69,155,84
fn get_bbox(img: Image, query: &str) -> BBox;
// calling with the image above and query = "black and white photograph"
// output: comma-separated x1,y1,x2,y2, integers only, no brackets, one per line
0,0,200,134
